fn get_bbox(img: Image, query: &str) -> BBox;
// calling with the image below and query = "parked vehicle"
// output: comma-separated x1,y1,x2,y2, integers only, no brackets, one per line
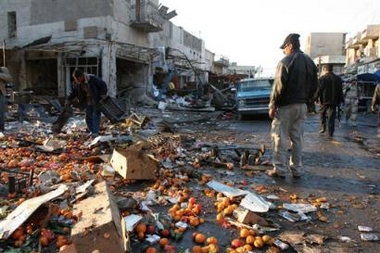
234,78,273,120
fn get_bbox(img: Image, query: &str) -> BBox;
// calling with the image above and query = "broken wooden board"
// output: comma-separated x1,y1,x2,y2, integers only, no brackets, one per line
241,165,271,171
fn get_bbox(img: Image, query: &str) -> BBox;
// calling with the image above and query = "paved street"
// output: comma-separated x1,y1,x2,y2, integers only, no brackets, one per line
156,108,380,252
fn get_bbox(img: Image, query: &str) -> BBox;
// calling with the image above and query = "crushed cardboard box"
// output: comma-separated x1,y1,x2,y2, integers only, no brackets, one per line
110,148,158,180
71,181,123,253
233,207,269,226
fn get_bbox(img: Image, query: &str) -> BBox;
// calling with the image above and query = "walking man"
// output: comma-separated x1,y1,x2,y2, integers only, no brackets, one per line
267,33,318,178
314,64,344,137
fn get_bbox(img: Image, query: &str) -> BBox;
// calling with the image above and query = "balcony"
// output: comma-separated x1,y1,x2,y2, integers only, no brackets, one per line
363,47,378,58
130,0,165,32
361,25,380,40
345,38,360,49
352,32,366,45
130,13,164,32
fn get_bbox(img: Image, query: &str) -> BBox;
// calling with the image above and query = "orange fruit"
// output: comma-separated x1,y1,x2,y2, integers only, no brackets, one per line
262,234,273,245
206,236,218,245
40,236,49,247
138,231,145,240
189,217,200,227
246,235,255,245
194,233,206,244
135,222,147,233
243,244,253,251
11,228,24,240
208,243,219,252
14,240,23,247
56,237,67,248
216,213,224,222
201,246,210,252
145,247,157,253
63,211,73,219
253,236,264,248
192,245,203,253
159,238,169,247
239,228,250,238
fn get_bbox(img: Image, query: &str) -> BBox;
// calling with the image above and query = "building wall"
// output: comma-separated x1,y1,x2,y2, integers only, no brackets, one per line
0,0,208,99
29,0,113,25
345,24,380,74
305,33,346,59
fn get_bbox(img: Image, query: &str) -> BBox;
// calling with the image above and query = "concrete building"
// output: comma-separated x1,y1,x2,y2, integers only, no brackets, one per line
227,62,262,78
345,24,380,74
304,32,346,75
0,0,214,109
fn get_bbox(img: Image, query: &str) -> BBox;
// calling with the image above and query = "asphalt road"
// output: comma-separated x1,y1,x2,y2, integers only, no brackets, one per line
156,108,380,252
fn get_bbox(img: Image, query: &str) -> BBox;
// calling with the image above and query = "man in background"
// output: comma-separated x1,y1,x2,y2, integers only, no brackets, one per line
0,67,13,132
267,33,318,178
370,82,380,137
66,69,107,137
314,64,344,137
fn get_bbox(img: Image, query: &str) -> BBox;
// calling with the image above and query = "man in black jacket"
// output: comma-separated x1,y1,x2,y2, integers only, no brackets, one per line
315,64,344,137
267,33,318,178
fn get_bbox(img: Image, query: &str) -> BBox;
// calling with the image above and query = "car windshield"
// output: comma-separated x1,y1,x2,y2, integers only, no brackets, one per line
238,80,272,91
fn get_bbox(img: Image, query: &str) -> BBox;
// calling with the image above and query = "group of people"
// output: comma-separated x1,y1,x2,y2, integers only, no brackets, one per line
1,33,379,182
267,33,380,179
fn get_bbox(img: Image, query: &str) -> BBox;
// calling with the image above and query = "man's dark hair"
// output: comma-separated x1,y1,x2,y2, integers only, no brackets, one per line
324,64,333,72
73,69,84,77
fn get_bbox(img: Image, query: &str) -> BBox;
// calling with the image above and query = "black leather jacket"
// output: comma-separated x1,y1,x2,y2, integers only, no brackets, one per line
67,74,107,107
270,49,318,108
315,71,344,106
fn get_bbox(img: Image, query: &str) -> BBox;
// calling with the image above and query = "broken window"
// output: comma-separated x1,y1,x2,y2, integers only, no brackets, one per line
8,11,16,38
66,57,100,77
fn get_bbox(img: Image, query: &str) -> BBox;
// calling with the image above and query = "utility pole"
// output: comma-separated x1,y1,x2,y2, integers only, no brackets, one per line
2,40,5,66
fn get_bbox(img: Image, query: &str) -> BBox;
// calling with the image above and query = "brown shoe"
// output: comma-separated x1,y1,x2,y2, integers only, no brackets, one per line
266,168,286,178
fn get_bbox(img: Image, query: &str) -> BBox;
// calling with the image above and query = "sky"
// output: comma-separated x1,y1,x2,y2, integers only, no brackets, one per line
159,0,380,76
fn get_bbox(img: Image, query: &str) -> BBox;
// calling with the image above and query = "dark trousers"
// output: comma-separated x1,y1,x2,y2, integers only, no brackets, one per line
320,104,337,136
0,94,5,131
377,109,380,135
85,104,101,135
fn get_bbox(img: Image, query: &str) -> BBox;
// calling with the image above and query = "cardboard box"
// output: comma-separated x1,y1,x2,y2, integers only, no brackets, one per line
110,148,158,180
233,207,269,226
71,181,124,253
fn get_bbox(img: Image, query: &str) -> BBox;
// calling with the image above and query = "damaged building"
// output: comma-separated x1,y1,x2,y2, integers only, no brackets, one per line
0,0,216,111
